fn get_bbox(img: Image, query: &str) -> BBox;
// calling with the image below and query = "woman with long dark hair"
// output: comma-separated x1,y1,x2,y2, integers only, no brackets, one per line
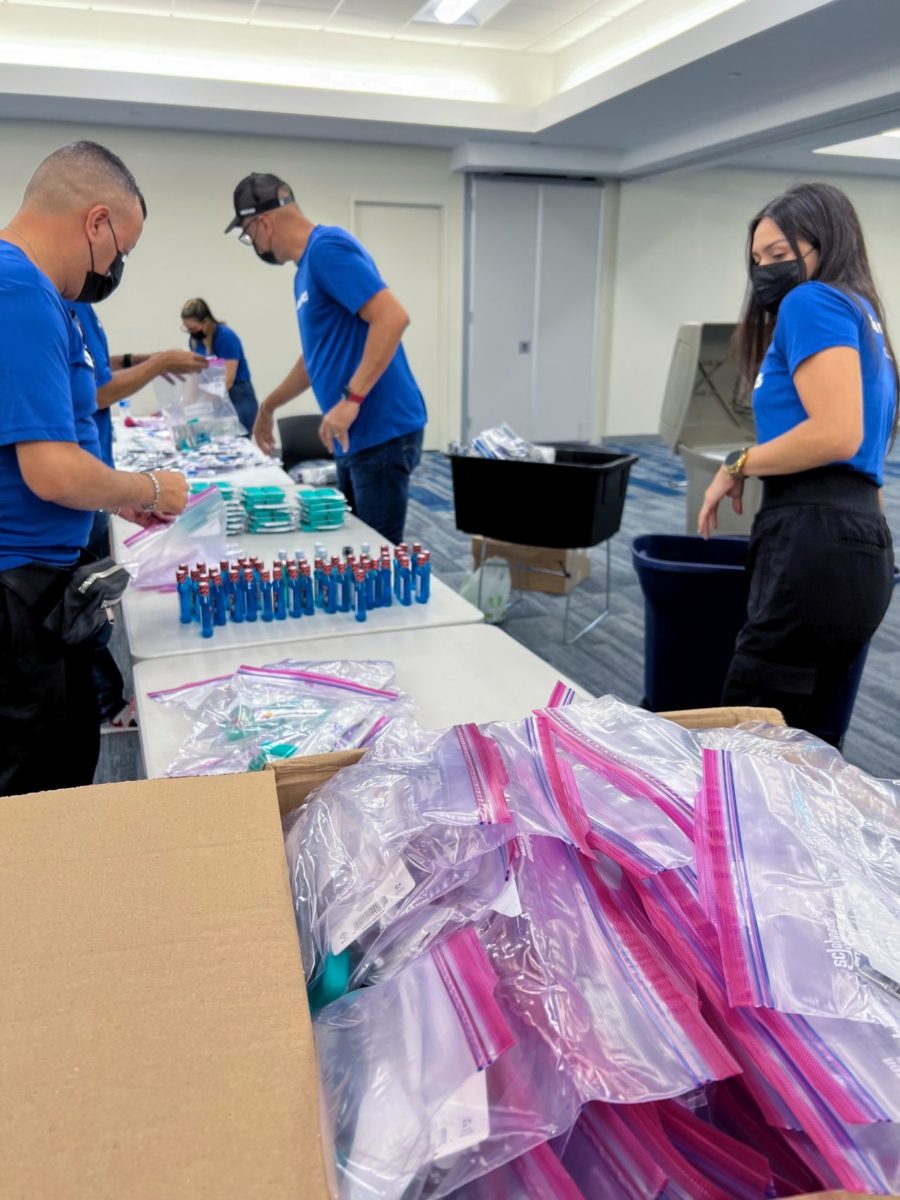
180,297,258,434
698,182,896,744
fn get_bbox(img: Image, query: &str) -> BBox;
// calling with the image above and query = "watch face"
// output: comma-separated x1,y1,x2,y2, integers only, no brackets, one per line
724,451,742,468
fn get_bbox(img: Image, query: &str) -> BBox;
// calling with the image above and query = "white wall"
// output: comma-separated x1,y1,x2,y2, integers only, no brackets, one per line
604,166,900,436
0,119,464,450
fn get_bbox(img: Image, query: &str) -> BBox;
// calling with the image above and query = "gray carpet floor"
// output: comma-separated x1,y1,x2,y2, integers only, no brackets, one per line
97,438,900,784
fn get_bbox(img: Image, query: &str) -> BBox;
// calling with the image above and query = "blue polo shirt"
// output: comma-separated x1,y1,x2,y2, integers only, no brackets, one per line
189,323,251,385
753,281,896,486
70,301,114,468
0,243,101,571
293,225,427,457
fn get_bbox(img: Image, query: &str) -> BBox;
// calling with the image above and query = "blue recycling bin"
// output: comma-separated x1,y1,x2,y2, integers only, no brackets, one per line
631,533,881,746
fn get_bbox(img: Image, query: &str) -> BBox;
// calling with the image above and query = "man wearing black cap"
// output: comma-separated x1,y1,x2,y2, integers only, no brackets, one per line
225,172,427,545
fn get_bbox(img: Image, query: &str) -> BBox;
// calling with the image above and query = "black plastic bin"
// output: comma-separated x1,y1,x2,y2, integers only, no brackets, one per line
632,533,886,746
450,448,638,549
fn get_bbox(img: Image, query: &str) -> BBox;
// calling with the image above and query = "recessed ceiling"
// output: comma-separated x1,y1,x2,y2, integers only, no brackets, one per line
0,0,899,178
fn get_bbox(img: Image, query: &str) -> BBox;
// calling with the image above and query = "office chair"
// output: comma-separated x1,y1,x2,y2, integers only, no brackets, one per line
278,414,333,474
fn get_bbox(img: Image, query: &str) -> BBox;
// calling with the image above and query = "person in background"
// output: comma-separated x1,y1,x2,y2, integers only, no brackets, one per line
224,173,427,545
0,140,188,796
699,182,896,744
181,297,258,435
70,299,205,730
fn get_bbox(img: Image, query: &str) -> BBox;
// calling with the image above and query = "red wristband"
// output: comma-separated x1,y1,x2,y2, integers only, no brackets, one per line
341,386,365,405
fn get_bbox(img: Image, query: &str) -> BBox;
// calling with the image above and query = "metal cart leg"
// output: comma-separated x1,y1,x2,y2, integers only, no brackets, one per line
563,539,612,645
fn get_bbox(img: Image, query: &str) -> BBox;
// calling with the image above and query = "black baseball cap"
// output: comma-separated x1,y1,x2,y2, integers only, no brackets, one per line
224,172,295,233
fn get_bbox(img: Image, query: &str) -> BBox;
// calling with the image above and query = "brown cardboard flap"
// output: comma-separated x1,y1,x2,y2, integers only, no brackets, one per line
659,705,786,729
269,748,367,816
0,774,332,1200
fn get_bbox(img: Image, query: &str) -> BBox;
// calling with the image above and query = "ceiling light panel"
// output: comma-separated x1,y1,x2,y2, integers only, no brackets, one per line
434,0,479,22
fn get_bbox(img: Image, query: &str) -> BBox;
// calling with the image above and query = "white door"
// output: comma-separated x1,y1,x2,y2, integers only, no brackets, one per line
465,176,603,445
353,201,444,450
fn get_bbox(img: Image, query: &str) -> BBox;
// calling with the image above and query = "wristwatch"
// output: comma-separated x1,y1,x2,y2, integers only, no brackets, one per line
340,385,365,406
723,447,751,479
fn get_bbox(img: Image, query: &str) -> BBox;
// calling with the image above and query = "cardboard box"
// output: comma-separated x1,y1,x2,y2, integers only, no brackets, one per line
7,704,831,1199
0,773,335,1200
471,536,591,595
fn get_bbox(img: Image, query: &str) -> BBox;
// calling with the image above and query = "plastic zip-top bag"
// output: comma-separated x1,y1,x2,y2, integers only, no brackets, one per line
162,665,405,777
476,837,737,1110
313,928,514,1200
561,1103,668,1200
156,359,243,449
285,722,514,993
443,1142,585,1200
699,746,900,1030
123,486,230,591
538,697,701,837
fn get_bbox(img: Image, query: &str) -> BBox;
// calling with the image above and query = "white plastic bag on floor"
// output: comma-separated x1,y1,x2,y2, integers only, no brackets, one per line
460,558,510,624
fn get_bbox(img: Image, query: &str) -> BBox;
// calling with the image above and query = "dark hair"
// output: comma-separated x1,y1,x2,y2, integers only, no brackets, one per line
26,139,147,218
735,182,897,431
181,297,221,327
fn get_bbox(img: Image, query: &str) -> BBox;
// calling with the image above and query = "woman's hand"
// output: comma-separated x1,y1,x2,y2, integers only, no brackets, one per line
698,468,744,539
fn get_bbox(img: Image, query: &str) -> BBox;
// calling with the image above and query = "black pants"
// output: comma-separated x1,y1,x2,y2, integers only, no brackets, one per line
0,564,100,796
722,468,894,744
88,509,126,722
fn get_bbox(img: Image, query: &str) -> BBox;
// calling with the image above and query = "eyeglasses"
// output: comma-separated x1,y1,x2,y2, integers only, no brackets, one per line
238,217,260,247
181,324,203,335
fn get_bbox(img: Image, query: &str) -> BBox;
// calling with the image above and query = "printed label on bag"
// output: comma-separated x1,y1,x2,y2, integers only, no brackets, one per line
432,1070,490,1163
329,858,416,954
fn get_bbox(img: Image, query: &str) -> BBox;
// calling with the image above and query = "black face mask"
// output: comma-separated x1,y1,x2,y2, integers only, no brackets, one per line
750,259,804,315
254,244,279,266
77,221,126,304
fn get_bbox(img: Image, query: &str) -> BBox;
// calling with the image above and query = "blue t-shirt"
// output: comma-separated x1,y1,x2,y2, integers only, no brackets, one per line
189,323,251,385
293,225,427,456
753,281,897,485
0,243,101,571
70,301,114,468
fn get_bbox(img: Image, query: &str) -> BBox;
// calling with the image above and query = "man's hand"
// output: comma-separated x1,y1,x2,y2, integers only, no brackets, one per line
253,404,277,455
116,507,175,528
319,399,360,455
151,469,189,518
698,468,744,539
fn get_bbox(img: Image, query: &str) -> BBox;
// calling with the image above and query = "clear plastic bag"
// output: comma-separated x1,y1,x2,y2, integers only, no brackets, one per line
476,837,737,1109
699,746,900,1030
465,423,548,463
539,697,701,837
163,665,404,776
314,928,515,1200
156,360,243,449
561,1103,668,1200
459,559,511,625
285,723,513,988
656,1099,773,1200
487,716,584,848
123,486,230,591
443,1143,585,1200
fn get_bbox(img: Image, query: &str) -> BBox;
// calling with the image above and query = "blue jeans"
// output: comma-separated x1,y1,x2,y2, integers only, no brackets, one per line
336,430,423,544
229,379,259,436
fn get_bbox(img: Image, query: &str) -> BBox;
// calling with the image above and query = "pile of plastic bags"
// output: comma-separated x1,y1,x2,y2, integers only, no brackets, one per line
284,693,900,1199
453,423,552,463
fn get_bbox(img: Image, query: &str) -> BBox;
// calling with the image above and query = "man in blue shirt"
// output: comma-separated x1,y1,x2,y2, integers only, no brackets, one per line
0,140,189,795
71,301,205,728
225,173,427,543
